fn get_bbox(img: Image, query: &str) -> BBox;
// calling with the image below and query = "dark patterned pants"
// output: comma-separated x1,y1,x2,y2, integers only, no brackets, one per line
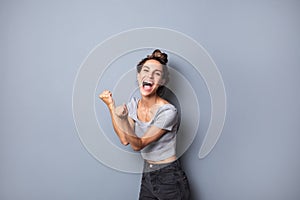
139,159,190,200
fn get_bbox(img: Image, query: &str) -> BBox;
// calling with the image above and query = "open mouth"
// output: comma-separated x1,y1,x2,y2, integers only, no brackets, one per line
142,81,153,91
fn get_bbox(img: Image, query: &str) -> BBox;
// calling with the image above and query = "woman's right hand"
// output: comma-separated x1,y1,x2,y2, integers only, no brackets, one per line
99,90,115,109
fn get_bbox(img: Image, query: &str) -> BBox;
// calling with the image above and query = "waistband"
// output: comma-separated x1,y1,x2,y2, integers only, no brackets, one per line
143,159,181,173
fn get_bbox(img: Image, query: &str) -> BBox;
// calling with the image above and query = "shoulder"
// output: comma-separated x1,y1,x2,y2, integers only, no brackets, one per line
157,104,177,115
127,97,139,107
157,97,177,112
158,97,170,106
127,97,139,119
152,103,178,131
155,102,177,120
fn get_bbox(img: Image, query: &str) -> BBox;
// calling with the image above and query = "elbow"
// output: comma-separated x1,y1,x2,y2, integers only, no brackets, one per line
132,145,142,151
131,139,145,151
120,138,129,146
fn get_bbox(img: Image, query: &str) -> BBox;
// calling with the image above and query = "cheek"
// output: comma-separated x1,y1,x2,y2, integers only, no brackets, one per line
137,73,141,81
137,71,145,77
137,73,144,85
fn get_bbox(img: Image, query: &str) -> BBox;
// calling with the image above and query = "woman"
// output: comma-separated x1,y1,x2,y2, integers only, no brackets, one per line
99,49,190,200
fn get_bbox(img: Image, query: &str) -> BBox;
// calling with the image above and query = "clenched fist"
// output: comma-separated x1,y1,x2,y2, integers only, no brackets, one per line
99,90,115,109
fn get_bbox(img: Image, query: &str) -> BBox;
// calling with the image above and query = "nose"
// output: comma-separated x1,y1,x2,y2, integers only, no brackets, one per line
148,71,154,79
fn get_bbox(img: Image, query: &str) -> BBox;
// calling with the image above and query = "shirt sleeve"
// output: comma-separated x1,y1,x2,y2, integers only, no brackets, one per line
127,97,137,121
152,105,178,131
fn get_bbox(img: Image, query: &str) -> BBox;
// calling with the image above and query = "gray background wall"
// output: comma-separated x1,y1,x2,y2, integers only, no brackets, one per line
1,0,300,199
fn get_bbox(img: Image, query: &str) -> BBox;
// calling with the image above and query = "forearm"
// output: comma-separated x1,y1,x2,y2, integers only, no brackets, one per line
126,134,144,151
99,90,130,146
108,106,129,145
114,117,144,151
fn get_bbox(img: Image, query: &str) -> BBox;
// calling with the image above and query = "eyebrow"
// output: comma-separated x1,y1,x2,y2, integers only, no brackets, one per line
142,65,163,73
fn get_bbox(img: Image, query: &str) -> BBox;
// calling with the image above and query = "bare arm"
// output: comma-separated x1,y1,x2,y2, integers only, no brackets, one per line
100,90,168,151
114,104,167,151
99,90,130,146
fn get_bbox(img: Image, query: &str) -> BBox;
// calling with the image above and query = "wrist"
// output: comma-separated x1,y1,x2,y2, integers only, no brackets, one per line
108,103,115,111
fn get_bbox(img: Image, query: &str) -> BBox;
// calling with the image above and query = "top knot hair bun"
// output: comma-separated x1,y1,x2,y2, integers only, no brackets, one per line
147,49,168,65
137,49,168,67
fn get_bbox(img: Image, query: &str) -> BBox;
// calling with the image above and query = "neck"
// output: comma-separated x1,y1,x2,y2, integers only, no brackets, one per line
140,94,159,108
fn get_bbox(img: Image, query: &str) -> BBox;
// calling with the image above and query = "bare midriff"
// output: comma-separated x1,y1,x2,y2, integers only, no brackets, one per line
146,155,177,164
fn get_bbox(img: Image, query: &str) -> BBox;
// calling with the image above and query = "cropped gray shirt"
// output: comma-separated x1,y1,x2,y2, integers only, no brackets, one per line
127,97,178,161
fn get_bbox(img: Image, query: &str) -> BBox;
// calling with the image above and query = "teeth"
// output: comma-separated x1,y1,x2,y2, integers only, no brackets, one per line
142,81,153,87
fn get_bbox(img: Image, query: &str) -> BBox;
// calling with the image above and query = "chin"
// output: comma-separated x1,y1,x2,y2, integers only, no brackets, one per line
139,87,157,97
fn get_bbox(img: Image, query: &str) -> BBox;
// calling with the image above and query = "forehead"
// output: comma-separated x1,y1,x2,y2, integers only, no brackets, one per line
142,59,163,70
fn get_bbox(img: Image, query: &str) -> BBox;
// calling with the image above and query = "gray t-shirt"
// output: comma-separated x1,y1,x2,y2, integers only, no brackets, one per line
127,97,178,161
